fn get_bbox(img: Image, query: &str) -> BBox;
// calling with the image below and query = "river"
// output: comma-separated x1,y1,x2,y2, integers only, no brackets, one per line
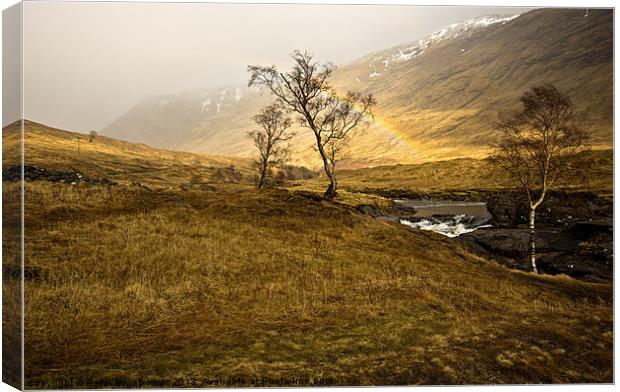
394,199,492,238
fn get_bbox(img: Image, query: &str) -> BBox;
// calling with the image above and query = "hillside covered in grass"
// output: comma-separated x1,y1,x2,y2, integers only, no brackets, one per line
1,123,613,386
13,182,613,387
332,9,613,161
3,120,253,187
328,149,613,199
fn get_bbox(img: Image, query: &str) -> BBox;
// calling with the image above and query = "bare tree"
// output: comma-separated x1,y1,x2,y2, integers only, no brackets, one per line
247,103,294,188
490,83,590,273
89,130,97,142
248,50,376,198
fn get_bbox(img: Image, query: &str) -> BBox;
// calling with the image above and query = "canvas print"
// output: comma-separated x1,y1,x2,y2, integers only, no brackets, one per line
1,1,614,389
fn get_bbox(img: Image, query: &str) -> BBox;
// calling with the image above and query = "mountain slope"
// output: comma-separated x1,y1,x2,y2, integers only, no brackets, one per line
330,8,612,160
102,8,613,167
349,13,521,80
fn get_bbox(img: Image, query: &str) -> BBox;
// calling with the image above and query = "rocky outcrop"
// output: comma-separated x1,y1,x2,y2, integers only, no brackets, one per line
459,216,613,281
485,191,612,228
355,204,386,218
356,202,418,222
2,165,116,185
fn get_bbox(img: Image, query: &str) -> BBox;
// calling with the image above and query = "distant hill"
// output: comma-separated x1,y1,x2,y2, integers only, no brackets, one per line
102,8,613,167
3,120,252,186
101,86,254,149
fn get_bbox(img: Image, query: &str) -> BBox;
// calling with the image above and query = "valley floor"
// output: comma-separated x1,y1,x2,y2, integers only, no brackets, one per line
4,181,612,387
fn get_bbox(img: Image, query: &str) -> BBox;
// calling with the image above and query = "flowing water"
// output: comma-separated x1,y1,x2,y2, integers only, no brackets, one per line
395,199,492,237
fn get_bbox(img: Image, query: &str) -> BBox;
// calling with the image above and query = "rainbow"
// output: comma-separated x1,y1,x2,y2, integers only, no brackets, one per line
325,88,422,156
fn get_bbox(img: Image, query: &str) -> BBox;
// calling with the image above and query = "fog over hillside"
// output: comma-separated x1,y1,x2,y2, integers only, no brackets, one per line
19,2,527,131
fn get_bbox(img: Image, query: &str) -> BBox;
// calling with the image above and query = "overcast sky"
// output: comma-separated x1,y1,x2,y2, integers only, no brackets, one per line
17,2,529,131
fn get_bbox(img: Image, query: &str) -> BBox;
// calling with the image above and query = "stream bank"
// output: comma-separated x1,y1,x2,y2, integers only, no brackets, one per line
356,191,613,281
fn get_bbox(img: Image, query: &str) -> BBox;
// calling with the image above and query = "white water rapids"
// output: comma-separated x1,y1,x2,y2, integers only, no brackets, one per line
400,215,492,237
394,199,492,237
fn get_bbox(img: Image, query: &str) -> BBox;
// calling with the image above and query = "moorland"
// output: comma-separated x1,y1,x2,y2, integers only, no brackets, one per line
2,120,613,387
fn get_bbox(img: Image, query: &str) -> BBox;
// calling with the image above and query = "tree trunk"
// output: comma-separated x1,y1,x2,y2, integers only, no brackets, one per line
529,206,538,273
324,181,336,199
322,169,337,199
316,141,337,199
257,163,267,189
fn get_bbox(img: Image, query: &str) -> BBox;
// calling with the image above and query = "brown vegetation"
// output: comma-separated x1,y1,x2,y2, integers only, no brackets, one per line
15,181,612,387
2,122,612,387
318,149,612,201
2,120,254,187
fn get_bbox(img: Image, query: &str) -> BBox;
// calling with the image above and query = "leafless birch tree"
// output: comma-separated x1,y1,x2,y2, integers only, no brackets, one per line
490,83,590,273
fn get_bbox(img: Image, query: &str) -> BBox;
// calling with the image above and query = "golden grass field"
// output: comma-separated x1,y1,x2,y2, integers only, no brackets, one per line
2,122,614,387
333,149,614,199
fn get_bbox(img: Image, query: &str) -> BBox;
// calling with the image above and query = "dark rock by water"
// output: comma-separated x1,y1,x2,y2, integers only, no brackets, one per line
356,202,418,221
463,190,614,281
485,191,612,228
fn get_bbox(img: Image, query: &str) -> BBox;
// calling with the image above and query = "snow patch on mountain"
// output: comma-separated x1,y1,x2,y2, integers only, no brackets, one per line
234,87,243,101
366,13,520,78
